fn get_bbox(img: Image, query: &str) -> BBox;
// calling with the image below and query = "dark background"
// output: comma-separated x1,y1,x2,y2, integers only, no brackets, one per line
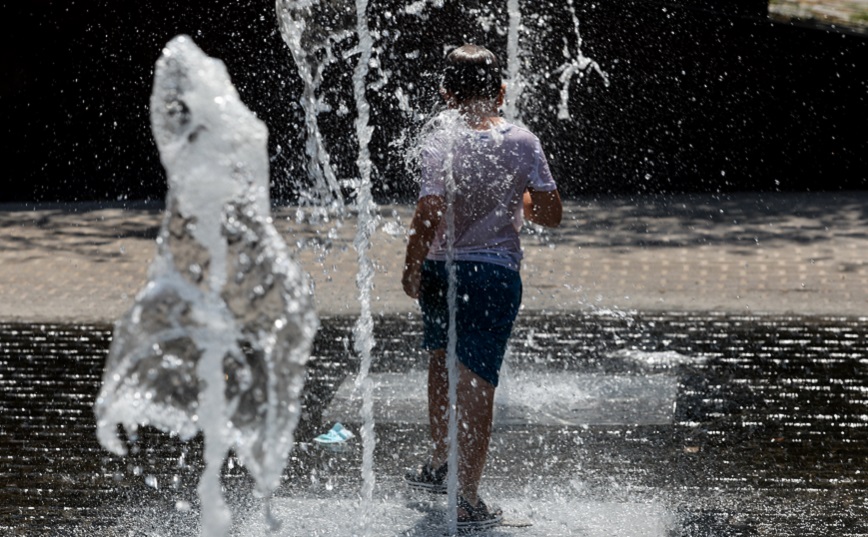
3,0,867,203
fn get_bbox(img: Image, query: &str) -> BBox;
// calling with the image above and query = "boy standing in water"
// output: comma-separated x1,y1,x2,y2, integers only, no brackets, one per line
402,44,562,530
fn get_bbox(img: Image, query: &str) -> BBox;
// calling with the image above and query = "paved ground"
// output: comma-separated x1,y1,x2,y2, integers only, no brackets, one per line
1,190,866,322
1,191,867,536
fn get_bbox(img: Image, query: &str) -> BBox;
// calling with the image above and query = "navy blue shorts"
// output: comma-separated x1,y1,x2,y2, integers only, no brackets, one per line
419,260,522,387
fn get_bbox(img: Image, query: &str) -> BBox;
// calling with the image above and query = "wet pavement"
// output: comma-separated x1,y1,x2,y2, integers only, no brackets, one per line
1,192,867,536
2,313,866,536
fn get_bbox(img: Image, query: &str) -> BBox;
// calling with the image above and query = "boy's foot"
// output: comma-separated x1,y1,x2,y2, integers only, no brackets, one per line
404,461,448,494
456,496,503,532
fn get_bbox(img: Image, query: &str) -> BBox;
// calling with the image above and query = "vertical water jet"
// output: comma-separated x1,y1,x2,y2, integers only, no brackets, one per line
93,35,318,537
350,0,379,529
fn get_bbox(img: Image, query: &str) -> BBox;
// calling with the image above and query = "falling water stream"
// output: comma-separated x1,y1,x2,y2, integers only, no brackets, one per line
276,0,381,533
275,0,346,208
504,0,522,123
557,0,609,120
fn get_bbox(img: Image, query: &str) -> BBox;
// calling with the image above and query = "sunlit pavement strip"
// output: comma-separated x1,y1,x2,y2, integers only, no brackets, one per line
1,191,866,321
230,497,674,537
324,370,678,427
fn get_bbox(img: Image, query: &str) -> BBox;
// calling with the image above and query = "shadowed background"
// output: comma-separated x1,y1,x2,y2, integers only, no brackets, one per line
3,0,867,203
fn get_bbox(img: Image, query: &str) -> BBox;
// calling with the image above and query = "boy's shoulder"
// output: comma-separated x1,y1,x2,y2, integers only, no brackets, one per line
499,122,543,149
501,122,540,142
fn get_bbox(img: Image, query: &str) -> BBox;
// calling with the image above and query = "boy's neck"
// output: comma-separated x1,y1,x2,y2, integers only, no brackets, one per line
463,114,504,131
454,100,503,131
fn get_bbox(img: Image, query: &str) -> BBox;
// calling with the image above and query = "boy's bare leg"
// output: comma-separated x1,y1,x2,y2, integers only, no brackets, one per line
456,362,495,506
428,350,496,506
428,349,449,466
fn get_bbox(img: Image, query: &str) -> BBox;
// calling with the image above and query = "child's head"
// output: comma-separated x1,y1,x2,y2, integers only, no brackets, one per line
441,44,503,105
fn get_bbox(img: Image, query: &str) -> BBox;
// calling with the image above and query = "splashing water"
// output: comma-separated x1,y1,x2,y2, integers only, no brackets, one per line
501,0,608,124
275,0,354,209
265,2,608,534
556,0,610,120
277,1,607,212
411,109,501,533
93,35,318,537
504,0,523,123
278,1,381,531
85,1,611,534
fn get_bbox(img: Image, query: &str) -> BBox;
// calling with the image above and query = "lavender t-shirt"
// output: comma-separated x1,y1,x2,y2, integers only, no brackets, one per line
419,121,558,271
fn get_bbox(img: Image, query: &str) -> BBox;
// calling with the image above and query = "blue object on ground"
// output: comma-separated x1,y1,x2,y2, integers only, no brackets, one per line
314,422,355,444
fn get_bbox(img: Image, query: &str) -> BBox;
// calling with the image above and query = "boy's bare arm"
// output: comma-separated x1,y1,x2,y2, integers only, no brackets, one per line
523,188,563,227
402,195,445,298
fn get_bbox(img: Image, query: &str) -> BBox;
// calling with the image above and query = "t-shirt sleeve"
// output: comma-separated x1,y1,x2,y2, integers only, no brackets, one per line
418,145,446,199
527,136,558,192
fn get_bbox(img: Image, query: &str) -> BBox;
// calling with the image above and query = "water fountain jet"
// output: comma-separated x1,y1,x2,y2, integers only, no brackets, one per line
93,35,318,537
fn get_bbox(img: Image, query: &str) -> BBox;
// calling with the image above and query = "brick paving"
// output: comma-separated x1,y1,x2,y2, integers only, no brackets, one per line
1,191,866,322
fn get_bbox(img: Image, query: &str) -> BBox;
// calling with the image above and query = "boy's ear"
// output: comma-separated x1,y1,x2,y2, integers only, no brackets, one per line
496,83,506,107
440,88,457,108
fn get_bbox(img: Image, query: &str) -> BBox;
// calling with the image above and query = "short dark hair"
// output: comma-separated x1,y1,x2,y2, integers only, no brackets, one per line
442,44,502,102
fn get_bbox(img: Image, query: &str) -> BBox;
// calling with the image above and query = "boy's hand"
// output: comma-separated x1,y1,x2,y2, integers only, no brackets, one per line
402,265,422,299
523,188,563,227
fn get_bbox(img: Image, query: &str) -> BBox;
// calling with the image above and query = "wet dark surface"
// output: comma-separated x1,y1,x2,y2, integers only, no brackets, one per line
1,312,867,536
